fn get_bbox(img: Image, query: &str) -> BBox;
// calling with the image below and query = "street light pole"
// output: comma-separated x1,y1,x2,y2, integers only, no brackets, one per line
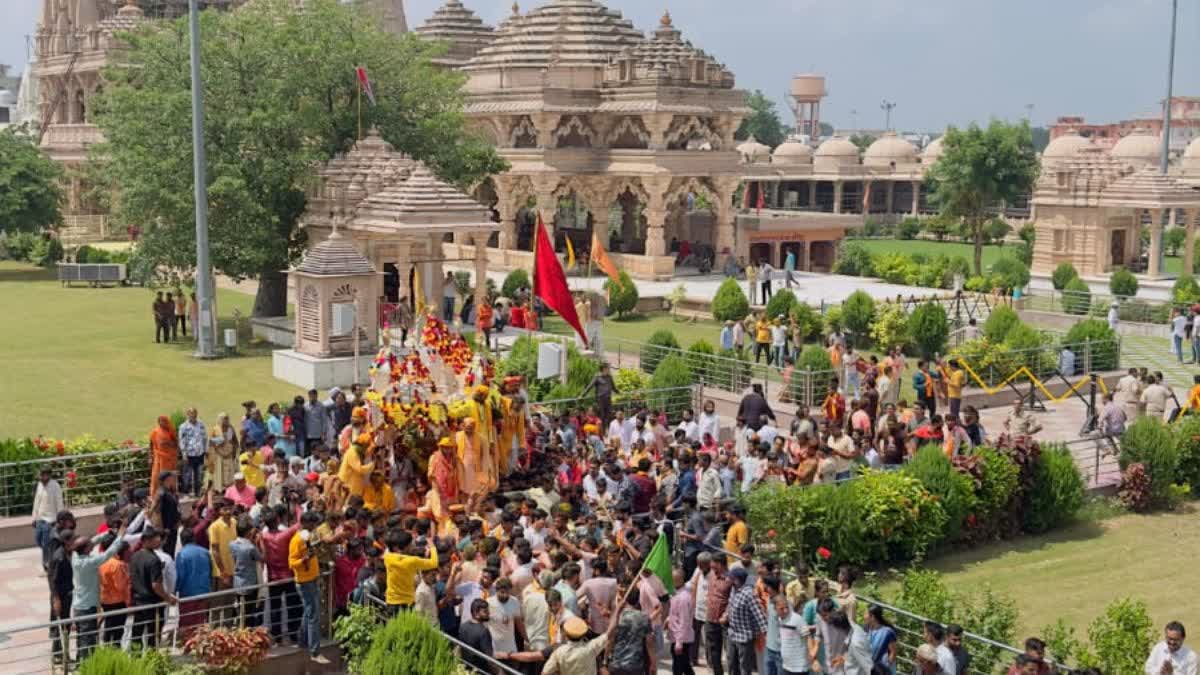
881,100,896,132
189,0,216,358
1161,0,1178,174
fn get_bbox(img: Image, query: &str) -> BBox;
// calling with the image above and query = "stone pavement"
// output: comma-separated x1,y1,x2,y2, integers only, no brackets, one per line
1121,333,1200,394
0,546,55,675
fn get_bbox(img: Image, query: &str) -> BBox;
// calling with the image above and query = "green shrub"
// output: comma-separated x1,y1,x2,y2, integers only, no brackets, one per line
789,302,823,344
823,305,844,334
765,288,798,320
1022,443,1085,533
971,446,1021,522
1173,275,1200,304
76,244,112,264
842,290,876,346
1052,262,1079,291
897,217,922,240
687,339,717,384
833,241,875,277
604,270,639,318
1063,319,1119,371
501,268,531,299
78,648,158,675
4,230,39,261
361,612,458,675
874,252,917,285
1063,276,1092,315
334,603,383,673
1174,415,1200,494
30,236,64,267
1109,267,1139,297
797,344,834,373
1119,417,1181,509
983,217,1011,245
648,354,693,418
990,256,1030,292
904,445,977,541
870,303,910,354
908,302,949,359
924,214,958,241
847,470,948,565
712,277,751,321
982,305,1020,342
1044,599,1155,674
640,329,680,375
964,274,996,293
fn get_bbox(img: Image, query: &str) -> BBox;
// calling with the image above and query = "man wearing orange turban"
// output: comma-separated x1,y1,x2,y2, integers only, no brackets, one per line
338,406,370,456
457,418,494,496
338,433,375,498
428,437,464,505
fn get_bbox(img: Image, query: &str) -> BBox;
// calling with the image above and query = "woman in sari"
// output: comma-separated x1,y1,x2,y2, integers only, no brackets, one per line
207,412,239,489
149,415,179,496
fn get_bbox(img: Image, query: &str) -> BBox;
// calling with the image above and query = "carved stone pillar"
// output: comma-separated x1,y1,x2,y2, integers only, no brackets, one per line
885,181,896,215
713,175,740,256
642,113,674,150
532,174,560,246
911,180,921,216
833,181,844,215
715,114,738,150
473,232,489,309
532,113,562,149
1148,209,1164,278
643,176,672,257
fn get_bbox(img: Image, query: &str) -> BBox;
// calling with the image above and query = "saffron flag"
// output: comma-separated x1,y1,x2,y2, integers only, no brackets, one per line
640,533,675,594
590,231,621,284
755,182,765,214
862,181,872,213
356,66,376,106
565,236,577,271
533,215,588,347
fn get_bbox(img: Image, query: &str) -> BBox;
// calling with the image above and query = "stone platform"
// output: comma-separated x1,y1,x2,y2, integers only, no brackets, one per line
272,349,375,391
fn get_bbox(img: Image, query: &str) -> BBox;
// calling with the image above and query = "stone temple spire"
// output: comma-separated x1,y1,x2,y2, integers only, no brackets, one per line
361,0,408,35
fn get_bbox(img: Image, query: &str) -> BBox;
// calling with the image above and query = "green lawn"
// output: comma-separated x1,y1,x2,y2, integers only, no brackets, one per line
0,261,299,441
887,503,1200,637
541,312,725,349
853,238,1013,269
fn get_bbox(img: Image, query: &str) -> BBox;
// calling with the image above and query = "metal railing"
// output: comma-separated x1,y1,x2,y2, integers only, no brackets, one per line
605,336,839,408
1024,288,1183,326
0,573,333,675
1058,435,1123,490
531,385,701,426
949,338,1122,389
0,447,150,517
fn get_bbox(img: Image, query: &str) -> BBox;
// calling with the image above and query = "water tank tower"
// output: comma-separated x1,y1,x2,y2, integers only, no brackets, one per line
789,74,827,141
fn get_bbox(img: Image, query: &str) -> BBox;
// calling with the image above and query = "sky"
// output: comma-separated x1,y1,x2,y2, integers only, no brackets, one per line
4,0,1200,133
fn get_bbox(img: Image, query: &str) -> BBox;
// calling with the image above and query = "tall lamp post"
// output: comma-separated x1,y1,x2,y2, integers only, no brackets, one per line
1160,0,1179,174
189,0,216,358
880,100,896,132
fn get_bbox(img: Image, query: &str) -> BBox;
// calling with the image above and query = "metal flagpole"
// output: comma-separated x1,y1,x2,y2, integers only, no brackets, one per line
1160,0,1178,174
189,0,216,359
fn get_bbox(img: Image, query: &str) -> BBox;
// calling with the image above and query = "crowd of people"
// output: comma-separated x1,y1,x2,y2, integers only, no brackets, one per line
30,337,1195,675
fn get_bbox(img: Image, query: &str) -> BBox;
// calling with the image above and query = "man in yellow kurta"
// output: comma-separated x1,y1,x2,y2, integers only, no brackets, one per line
497,394,526,478
465,385,496,467
338,434,375,498
363,470,396,513
338,407,369,456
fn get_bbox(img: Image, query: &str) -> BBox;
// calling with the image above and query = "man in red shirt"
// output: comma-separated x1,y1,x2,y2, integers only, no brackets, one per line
629,458,657,516
260,510,301,644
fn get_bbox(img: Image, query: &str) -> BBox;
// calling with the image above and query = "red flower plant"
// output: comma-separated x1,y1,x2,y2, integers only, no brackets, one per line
817,546,832,560
55,440,66,455
766,529,777,539
66,471,77,489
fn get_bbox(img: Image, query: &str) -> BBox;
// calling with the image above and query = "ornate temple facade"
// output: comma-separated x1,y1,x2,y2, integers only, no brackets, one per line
422,1,750,280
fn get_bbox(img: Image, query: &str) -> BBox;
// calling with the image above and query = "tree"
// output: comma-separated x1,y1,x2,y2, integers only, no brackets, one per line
0,127,64,232
990,256,1030,293
1165,227,1186,257
1109,268,1139,297
927,121,1039,275
1051,262,1078,291
849,134,876,153
91,0,505,316
605,271,639,318
502,269,531,299
984,217,1011,246
735,90,786,148
841,290,876,347
908,302,949,359
712,277,751,321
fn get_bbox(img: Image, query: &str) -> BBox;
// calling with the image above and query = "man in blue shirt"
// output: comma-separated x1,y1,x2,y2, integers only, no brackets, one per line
721,321,735,351
174,527,212,639
71,522,127,661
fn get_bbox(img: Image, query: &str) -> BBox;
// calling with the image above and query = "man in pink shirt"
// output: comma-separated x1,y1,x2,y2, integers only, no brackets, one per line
224,473,257,509
667,568,695,675
259,510,301,644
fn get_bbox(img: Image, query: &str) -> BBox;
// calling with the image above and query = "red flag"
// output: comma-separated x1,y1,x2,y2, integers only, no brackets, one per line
356,66,376,106
533,215,588,347
755,181,765,214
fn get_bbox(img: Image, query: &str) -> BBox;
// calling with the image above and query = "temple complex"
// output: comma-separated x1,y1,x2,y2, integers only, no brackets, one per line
1030,129,1200,279
424,1,749,280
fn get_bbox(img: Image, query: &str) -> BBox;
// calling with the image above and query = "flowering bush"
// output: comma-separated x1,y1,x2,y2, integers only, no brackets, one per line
1119,417,1181,509
0,436,148,516
1117,463,1153,511
182,626,272,673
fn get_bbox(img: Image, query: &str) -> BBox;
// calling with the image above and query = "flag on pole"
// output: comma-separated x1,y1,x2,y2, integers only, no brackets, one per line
533,215,588,347
565,236,577,271
862,181,872,213
640,533,675,594
355,66,377,106
590,231,621,284
755,181,765,215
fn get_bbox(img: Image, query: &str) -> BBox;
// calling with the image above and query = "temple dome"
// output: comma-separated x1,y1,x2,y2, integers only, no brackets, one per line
606,9,734,88
736,136,771,164
772,139,813,165
1042,130,1095,162
296,230,376,277
814,136,860,169
863,132,917,167
463,0,644,72
415,1,495,68
922,137,944,164
1110,129,1161,168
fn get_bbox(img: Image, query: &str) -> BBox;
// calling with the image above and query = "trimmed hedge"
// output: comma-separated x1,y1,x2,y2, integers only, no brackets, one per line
712,277,751,321
640,329,680,375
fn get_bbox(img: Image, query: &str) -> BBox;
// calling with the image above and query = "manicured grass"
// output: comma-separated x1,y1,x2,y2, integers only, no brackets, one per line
541,312,726,349
852,238,1013,270
886,503,1200,637
0,261,300,441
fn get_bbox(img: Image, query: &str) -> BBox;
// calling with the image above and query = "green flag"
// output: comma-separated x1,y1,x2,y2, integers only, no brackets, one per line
641,533,675,594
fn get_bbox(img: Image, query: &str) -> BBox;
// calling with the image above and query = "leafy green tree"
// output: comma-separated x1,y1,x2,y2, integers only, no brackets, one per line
502,269,531,299
1051,262,1078,291
990,256,1030,292
896,217,921,240
849,134,876,153
841,290,876,347
1109,268,1139,297
927,121,1039,275
983,217,1011,246
1165,226,1186,257
923,214,957,242
832,241,875,277
604,270,639,318
1173,275,1200,304
765,288,798,320
908,302,949,359
712,277,751,321
91,0,505,316
734,90,786,148
0,128,64,232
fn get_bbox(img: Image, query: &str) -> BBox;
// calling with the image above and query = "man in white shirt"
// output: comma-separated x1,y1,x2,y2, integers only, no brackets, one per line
695,454,722,510
757,416,779,447
678,409,700,443
1174,310,1189,363
698,401,720,444
487,578,523,654
1192,312,1200,364
689,554,711,665
775,594,813,675
1145,621,1198,675
33,467,65,571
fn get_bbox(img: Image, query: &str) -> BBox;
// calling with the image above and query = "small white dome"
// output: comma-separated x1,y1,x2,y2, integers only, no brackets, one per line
736,135,771,164
922,137,944,164
813,136,860,170
1110,128,1161,167
772,139,813,165
1043,130,1096,160
863,132,917,167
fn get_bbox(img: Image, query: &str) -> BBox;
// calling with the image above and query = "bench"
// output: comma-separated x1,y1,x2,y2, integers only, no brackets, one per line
56,262,128,287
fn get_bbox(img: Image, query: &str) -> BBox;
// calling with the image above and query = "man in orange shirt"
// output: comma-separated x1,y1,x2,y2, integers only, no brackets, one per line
98,540,132,647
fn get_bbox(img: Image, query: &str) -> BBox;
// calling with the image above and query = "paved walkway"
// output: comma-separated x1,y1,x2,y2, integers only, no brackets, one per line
1121,333,1200,394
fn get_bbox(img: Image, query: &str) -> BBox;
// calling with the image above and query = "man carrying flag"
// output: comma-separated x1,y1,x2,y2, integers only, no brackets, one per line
533,214,588,347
